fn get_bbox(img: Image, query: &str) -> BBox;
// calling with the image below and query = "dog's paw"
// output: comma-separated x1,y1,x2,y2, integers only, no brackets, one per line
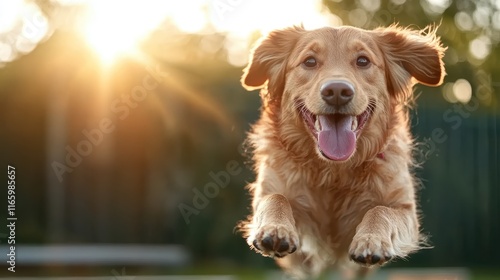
249,223,299,258
349,233,395,266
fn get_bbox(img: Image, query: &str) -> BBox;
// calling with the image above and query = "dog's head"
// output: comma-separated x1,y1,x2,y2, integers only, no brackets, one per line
242,25,445,162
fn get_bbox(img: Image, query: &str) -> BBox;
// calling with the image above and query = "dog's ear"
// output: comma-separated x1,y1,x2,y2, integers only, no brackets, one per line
241,26,306,98
374,25,446,99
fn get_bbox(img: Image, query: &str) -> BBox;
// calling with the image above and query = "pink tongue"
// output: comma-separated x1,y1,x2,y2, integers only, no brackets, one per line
318,115,356,161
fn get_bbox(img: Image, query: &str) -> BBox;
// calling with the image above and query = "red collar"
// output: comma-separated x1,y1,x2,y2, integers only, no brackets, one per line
377,153,385,160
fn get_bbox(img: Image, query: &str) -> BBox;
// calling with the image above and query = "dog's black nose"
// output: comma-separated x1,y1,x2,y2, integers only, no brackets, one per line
320,80,354,107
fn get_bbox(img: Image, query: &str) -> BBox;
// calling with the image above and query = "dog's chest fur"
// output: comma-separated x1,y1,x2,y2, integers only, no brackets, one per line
249,110,415,266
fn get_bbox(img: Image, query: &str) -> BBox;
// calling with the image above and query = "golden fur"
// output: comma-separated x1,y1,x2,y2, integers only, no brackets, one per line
238,25,446,279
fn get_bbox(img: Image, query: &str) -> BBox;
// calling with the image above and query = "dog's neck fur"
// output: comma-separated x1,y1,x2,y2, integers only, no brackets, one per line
247,95,418,178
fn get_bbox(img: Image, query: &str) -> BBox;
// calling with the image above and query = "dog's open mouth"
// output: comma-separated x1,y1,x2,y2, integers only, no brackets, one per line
298,102,375,161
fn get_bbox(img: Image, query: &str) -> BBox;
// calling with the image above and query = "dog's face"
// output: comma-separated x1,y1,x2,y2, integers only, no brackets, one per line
242,25,445,162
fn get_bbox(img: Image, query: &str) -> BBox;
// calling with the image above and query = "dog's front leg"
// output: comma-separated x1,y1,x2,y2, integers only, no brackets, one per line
349,205,420,266
248,193,300,258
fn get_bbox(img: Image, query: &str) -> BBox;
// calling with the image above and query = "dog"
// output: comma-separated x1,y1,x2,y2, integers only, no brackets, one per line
237,24,445,279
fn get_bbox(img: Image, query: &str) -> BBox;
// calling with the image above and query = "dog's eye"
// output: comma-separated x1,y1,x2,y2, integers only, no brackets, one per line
356,56,370,67
302,56,317,68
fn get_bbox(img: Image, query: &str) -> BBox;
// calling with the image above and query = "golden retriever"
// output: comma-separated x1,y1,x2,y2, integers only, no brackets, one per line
238,25,445,279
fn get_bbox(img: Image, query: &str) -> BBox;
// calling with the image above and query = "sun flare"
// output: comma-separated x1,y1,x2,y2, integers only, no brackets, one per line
78,0,330,66
81,0,171,65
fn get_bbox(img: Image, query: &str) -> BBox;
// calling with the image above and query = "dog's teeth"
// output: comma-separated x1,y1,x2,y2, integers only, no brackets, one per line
315,118,321,131
351,118,358,130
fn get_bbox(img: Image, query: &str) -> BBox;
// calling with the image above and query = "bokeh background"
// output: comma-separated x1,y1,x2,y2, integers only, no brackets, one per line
0,0,499,279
